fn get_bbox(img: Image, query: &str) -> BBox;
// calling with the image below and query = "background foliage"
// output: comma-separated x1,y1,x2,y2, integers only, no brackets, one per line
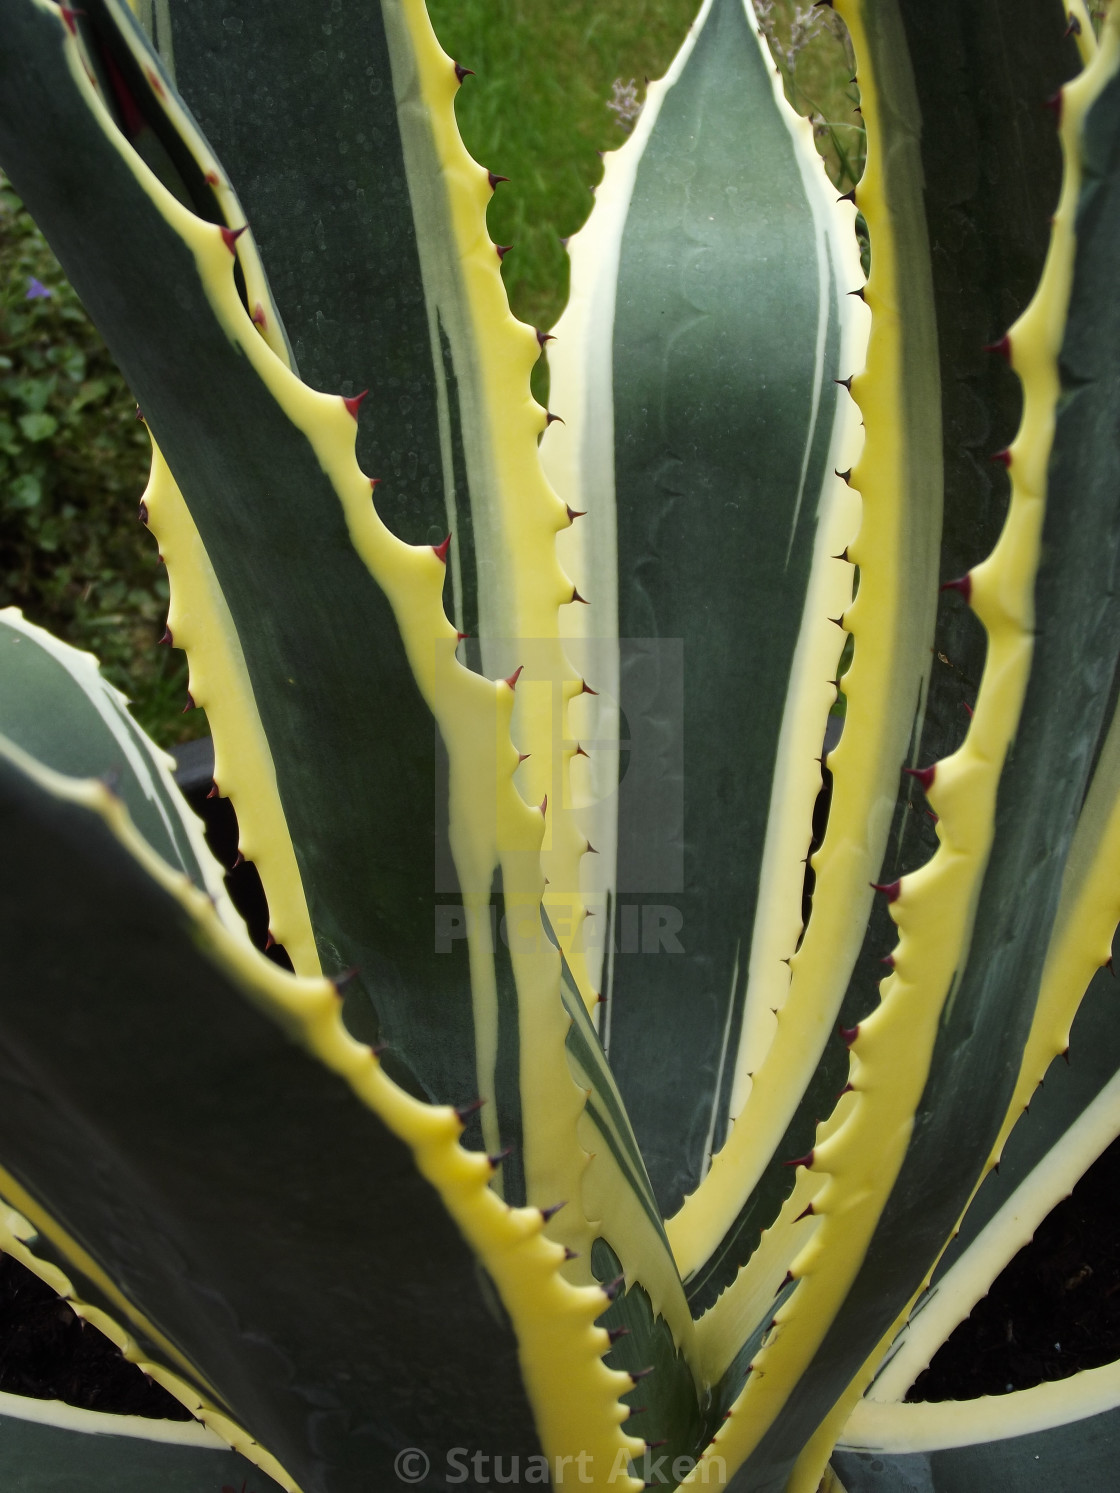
0,0,859,745
0,178,184,740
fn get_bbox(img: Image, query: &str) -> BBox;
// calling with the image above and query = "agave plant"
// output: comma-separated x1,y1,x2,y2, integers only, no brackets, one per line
1,0,1119,1489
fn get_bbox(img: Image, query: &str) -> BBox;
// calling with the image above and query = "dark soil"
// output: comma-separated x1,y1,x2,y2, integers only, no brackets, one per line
910,1131,1120,1400
0,1252,190,1419
179,761,293,975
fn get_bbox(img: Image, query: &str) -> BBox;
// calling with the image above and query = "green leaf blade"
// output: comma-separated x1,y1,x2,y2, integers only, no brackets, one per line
833,1404,1120,1493
727,11,1120,1484
0,0,482,1111
0,609,227,907
547,0,858,1220
0,742,545,1493
153,0,453,551
0,1397,275,1493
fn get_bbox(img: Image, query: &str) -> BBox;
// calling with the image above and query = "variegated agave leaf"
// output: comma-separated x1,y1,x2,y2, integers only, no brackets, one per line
543,0,865,1224
0,0,591,1243
2,0,1120,1489
0,1390,264,1492
550,0,1120,1488
0,0,642,1483
0,607,237,923
0,738,633,1492
830,7,1120,1486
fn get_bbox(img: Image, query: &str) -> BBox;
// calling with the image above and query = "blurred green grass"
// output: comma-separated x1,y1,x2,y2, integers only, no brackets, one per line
0,175,191,742
0,0,861,745
428,0,700,334
430,0,860,333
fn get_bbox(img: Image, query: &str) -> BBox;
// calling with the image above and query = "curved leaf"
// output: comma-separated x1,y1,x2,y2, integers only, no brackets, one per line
0,608,232,919
0,0,499,1121
543,0,863,1231
0,1393,271,1493
836,1383,1120,1491
869,920,1120,1398
708,14,1120,1490
0,737,643,1491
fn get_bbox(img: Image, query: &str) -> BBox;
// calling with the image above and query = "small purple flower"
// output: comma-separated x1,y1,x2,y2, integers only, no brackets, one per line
607,78,642,128
25,277,51,300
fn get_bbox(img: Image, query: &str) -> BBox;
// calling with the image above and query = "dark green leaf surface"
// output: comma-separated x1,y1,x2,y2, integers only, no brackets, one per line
701,0,1083,1348
603,0,846,1216
931,930,1120,1284
0,0,479,1113
71,0,253,253
734,32,1120,1489
153,0,452,551
833,1405,1120,1493
490,879,526,1206
592,1240,713,1479
557,951,665,1246
0,1406,272,1492
0,614,216,892
842,0,1082,1065
0,748,542,1493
